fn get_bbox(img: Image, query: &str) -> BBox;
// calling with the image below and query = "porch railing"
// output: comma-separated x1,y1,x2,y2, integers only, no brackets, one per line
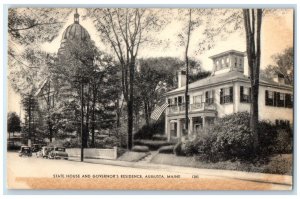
168,102,216,114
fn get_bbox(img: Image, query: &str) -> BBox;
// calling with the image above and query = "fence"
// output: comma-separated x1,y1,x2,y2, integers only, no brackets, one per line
66,147,118,160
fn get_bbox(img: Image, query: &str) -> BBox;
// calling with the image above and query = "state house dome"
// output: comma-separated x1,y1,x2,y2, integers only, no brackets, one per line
58,9,91,56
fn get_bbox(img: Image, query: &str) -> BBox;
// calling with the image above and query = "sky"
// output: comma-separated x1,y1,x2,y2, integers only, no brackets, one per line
41,8,294,71
8,8,294,116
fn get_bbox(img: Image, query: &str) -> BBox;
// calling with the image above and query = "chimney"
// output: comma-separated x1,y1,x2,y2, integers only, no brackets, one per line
273,73,285,84
177,70,186,88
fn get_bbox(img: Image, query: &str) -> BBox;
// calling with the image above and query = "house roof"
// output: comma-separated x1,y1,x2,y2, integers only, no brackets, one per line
34,78,49,97
166,71,292,96
209,50,246,59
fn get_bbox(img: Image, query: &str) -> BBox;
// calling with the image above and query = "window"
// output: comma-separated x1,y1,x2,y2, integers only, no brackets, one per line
268,91,274,99
220,87,233,104
178,96,183,105
276,92,285,107
284,94,292,108
174,97,178,105
205,90,214,104
265,90,292,108
240,86,251,103
239,58,243,67
265,90,274,106
234,57,237,67
193,95,202,104
280,93,284,100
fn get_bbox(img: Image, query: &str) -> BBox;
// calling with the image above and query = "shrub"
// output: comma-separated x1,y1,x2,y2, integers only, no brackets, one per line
158,145,174,154
257,120,278,155
132,145,150,152
258,121,293,155
134,118,164,140
174,142,185,156
181,112,255,161
274,129,293,154
103,136,119,148
133,140,173,150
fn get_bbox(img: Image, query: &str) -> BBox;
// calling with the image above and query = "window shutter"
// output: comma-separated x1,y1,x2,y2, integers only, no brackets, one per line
265,90,268,105
212,90,215,103
274,92,278,107
220,88,224,104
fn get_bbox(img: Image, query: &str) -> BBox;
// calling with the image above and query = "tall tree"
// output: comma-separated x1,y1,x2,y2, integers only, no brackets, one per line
243,9,263,152
177,9,207,135
21,93,39,146
7,112,21,138
87,8,167,150
184,9,192,135
263,47,293,85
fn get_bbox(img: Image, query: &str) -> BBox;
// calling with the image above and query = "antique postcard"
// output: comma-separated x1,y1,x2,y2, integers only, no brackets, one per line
6,6,294,190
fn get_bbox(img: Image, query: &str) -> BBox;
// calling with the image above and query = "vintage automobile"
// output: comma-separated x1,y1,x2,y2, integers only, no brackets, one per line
48,147,68,160
18,146,32,157
32,144,44,153
37,146,54,158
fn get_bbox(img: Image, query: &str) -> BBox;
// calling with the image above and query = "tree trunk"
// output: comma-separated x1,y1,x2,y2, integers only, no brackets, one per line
243,9,262,153
185,9,192,135
84,84,90,148
127,61,135,150
144,100,149,126
91,85,97,148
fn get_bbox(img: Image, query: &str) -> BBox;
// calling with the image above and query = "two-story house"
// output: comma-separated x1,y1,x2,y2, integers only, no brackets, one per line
164,50,293,141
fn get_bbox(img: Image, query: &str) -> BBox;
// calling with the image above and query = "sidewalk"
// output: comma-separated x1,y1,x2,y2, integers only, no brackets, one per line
68,157,292,186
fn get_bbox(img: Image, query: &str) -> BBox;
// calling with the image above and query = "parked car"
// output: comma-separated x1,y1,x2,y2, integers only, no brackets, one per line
48,147,68,160
32,144,44,153
38,146,54,158
18,146,32,157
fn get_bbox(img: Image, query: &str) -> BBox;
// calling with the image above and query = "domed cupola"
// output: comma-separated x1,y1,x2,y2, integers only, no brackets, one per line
58,9,91,56
61,9,90,42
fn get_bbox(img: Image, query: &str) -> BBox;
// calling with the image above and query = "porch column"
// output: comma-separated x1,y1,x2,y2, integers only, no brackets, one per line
166,118,171,141
177,118,181,137
189,117,193,135
202,116,206,128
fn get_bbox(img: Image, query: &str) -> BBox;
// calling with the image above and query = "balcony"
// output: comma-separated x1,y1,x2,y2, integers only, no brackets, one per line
168,102,216,114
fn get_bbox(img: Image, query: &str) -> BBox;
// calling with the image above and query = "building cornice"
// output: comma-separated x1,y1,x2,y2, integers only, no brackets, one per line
165,78,293,97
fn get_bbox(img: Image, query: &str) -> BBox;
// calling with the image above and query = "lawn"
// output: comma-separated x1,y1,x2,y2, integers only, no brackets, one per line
118,151,149,162
150,153,292,175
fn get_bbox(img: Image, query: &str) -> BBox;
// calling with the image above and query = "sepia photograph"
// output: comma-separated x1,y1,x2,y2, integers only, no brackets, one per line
5,6,294,191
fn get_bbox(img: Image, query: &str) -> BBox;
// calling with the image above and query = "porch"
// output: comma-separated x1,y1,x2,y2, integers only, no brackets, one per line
166,112,216,141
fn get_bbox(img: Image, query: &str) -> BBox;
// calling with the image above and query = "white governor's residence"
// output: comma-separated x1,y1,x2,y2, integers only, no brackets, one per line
164,50,293,140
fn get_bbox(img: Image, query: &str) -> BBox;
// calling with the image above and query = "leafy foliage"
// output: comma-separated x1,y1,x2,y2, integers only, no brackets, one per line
262,47,293,85
7,112,21,133
8,8,71,46
181,112,293,162
133,117,165,140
